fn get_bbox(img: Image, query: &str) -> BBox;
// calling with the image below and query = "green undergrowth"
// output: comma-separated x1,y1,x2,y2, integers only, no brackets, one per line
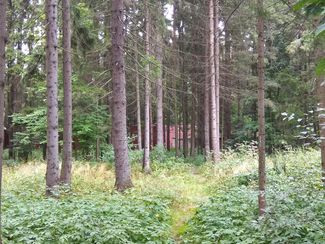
2,148,323,243
3,194,172,243
182,149,325,243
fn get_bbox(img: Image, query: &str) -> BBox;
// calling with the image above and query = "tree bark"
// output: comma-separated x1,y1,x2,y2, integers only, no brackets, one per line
209,0,219,163
60,0,73,186
315,45,325,185
0,0,7,240
318,77,325,186
143,0,151,173
257,0,266,216
135,41,142,150
111,0,133,191
182,68,188,158
173,0,179,157
223,26,232,141
45,0,60,196
214,0,220,160
156,32,164,148
190,79,196,156
167,110,171,150
204,28,210,160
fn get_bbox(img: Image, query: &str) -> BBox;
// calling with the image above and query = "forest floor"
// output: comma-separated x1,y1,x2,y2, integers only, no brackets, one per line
2,148,324,243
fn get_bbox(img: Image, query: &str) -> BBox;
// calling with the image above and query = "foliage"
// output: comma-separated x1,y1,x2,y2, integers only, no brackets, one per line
3,194,172,243
294,0,325,75
281,111,320,146
73,103,109,155
12,108,48,159
182,150,325,243
2,148,324,242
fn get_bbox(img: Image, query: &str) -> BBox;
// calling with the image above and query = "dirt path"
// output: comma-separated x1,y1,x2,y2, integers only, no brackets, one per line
168,162,255,242
168,168,214,241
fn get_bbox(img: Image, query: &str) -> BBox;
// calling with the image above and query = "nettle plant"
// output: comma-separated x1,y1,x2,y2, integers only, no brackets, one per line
281,111,320,146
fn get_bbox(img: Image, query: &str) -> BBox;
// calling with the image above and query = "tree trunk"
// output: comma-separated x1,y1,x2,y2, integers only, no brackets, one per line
318,77,325,185
150,99,153,148
224,27,232,141
190,81,196,156
257,0,266,216
45,0,60,196
204,30,210,160
60,0,73,186
167,109,171,150
315,44,325,185
7,1,26,160
143,0,151,173
0,0,7,240
156,14,164,147
214,0,220,160
156,51,164,147
111,0,133,191
209,0,219,163
182,69,188,158
135,41,142,150
173,0,179,157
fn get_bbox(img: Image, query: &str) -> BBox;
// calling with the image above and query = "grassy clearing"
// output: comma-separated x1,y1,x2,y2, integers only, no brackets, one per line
3,148,323,243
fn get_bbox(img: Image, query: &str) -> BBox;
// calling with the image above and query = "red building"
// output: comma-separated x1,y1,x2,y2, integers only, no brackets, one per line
128,124,192,149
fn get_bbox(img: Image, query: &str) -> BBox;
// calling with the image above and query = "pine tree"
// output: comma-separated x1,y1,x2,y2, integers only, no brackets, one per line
45,0,60,196
143,0,151,173
257,0,266,216
111,0,133,191
0,0,7,240
60,0,73,186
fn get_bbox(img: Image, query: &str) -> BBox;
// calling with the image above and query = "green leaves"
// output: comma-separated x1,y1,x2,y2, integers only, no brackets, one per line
3,195,172,243
183,150,325,243
316,58,325,76
12,108,48,156
293,0,320,11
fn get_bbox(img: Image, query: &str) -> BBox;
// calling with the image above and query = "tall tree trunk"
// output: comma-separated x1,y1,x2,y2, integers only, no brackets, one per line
60,0,72,185
173,0,179,156
167,110,171,150
143,0,151,173
190,81,196,156
8,4,24,159
45,0,60,196
0,0,7,240
111,0,133,191
182,70,188,158
150,100,153,147
156,2,164,147
257,0,266,216
214,0,220,160
156,33,164,148
223,27,232,141
204,33,210,159
209,0,219,163
318,76,325,186
316,45,325,185
135,41,142,150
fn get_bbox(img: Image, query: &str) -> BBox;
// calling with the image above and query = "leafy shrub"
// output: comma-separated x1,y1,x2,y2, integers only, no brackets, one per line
3,194,173,243
183,151,325,243
236,172,258,186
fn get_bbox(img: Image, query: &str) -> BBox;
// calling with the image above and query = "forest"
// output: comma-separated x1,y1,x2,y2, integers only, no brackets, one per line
0,0,324,243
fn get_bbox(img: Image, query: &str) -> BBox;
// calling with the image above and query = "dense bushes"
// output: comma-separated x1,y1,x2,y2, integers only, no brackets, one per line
182,150,325,243
3,195,172,243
